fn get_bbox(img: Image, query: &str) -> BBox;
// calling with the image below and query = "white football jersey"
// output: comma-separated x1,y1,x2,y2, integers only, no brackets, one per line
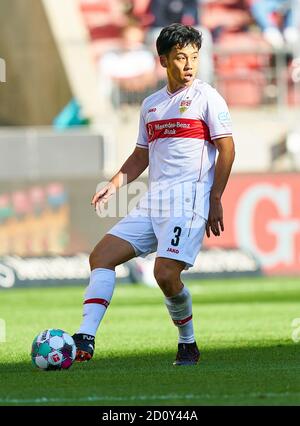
136,79,233,220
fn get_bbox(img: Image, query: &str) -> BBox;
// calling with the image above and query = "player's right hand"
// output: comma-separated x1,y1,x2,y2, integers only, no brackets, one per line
91,182,116,213
205,197,224,238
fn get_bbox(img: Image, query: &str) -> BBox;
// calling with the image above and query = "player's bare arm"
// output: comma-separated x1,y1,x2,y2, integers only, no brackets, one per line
91,146,149,209
206,136,235,238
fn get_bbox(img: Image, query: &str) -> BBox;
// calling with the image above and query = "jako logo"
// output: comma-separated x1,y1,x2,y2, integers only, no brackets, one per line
0,58,6,83
167,247,179,254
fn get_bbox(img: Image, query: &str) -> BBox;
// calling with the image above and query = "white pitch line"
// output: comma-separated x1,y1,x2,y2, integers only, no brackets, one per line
0,392,299,404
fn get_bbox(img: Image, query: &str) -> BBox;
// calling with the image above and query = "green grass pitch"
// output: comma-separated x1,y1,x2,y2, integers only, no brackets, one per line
0,277,300,406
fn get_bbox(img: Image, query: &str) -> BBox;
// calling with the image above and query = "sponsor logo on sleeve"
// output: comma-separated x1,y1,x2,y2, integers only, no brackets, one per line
218,112,231,123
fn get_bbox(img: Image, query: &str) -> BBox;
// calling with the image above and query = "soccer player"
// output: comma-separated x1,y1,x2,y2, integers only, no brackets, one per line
73,23,235,366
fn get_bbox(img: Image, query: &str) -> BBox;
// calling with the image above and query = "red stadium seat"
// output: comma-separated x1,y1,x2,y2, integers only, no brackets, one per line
79,0,125,41
216,70,266,106
214,32,271,106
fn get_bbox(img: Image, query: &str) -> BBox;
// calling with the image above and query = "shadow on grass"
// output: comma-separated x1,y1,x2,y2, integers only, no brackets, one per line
0,343,299,406
113,290,300,307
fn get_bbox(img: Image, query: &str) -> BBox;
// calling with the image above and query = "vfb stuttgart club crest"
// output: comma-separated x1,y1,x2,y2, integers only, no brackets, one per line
179,99,192,114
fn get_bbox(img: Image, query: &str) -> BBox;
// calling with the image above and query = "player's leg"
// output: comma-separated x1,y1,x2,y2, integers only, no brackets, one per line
74,207,157,361
89,233,136,270
153,257,185,297
73,234,136,361
153,213,206,365
154,257,200,366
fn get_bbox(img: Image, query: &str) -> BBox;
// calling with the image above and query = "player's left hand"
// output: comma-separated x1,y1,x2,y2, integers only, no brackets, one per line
206,197,224,238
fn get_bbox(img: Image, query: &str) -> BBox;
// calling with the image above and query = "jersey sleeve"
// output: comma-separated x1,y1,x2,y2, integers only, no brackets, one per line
136,106,149,150
205,88,233,140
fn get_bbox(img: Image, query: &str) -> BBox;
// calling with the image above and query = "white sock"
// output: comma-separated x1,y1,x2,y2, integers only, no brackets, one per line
165,286,195,344
77,268,116,336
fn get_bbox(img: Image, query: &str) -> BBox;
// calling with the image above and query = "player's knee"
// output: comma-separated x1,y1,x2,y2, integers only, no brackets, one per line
154,265,177,290
89,249,99,270
89,245,111,270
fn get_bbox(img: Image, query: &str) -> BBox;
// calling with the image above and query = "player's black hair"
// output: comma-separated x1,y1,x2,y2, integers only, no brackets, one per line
156,23,202,56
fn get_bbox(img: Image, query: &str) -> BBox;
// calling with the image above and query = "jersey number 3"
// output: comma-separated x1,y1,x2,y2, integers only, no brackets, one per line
171,226,182,247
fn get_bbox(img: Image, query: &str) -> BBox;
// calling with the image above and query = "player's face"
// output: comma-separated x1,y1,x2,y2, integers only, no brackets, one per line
162,44,199,92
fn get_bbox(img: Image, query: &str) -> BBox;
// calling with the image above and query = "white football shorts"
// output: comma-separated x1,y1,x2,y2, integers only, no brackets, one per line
107,206,206,269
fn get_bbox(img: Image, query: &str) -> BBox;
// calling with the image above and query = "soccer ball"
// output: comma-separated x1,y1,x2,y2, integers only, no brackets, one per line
31,329,76,371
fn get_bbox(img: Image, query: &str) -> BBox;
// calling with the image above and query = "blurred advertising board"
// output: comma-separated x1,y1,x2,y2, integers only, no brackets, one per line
204,173,300,275
0,254,134,289
0,249,260,289
0,173,299,286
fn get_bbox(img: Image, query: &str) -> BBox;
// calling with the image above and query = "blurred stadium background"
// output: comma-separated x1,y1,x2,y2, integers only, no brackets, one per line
0,0,299,289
